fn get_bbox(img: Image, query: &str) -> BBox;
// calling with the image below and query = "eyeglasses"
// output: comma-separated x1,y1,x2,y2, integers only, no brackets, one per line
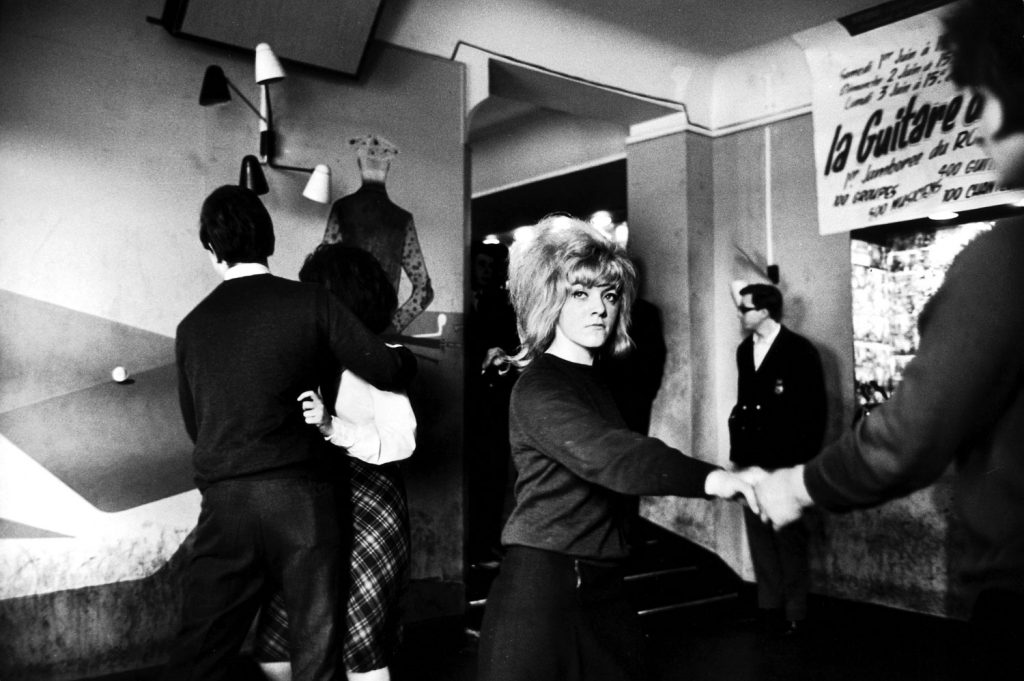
737,305,760,314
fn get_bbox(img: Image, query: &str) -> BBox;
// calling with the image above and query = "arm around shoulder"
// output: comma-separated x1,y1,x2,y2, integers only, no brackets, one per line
320,288,418,390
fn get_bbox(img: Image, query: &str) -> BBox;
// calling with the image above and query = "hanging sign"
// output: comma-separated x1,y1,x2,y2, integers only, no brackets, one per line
796,9,1019,235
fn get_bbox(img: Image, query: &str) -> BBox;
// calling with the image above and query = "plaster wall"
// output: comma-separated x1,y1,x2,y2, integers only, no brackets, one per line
470,109,626,196
633,114,959,617
626,132,736,554
709,38,813,132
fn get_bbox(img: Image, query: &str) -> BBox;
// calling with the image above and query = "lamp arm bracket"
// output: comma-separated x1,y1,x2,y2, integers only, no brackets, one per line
225,80,267,122
267,160,314,174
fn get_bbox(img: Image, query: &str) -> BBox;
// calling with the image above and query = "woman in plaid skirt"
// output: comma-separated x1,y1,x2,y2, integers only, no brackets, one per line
254,243,417,681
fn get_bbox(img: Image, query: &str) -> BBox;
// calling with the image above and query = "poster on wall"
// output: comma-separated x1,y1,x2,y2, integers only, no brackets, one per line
795,8,1023,235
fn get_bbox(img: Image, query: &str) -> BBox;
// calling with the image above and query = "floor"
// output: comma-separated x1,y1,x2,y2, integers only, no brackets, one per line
82,521,972,681
386,592,971,681
87,582,971,681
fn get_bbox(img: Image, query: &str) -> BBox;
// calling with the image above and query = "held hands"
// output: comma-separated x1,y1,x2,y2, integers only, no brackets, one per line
297,390,331,435
752,465,814,529
704,469,761,516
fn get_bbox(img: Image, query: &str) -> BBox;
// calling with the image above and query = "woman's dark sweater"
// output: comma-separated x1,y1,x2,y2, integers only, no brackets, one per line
501,352,718,561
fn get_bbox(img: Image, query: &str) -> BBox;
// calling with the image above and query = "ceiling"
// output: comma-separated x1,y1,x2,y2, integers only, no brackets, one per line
536,0,889,59
467,0,958,137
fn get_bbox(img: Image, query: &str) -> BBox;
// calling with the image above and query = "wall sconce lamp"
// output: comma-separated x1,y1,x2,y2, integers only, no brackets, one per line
238,154,331,203
199,43,332,204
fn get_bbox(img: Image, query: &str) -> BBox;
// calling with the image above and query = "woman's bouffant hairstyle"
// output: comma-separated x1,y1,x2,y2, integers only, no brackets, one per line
299,243,397,334
940,0,1024,137
199,185,275,265
506,215,637,367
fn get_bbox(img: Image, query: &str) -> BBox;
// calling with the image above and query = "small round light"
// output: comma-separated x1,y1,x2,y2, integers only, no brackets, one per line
513,226,536,243
614,222,629,248
111,366,130,383
549,215,574,231
589,210,613,230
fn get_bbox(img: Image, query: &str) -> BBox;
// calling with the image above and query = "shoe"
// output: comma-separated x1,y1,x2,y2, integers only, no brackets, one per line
781,619,805,637
755,608,784,636
473,559,500,570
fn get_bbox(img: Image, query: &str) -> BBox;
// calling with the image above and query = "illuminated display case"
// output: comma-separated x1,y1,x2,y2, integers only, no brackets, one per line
850,222,991,415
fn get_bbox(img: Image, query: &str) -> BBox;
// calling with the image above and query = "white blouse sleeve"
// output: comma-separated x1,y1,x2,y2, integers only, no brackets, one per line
325,370,417,465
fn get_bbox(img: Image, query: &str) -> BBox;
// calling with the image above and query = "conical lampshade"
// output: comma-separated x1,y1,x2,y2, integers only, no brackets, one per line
199,65,231,106
302,164,332,203
255,43,285,84
239,155,269,195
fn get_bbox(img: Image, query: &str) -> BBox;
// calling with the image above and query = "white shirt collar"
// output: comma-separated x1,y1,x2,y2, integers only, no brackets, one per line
224,263,271,280
754,321,781,346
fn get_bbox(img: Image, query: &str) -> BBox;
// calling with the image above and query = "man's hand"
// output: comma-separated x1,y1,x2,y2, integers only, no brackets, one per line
754,464,813,528
733,466,769,486
481,346,510,373
705,469,761,516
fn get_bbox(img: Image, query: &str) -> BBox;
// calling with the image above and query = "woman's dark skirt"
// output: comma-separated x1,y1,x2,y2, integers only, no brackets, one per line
477,545,646,681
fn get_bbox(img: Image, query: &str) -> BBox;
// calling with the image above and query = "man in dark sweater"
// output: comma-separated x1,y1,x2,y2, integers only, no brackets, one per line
754,0,1024,674
729,283,826,634
164,185,416,681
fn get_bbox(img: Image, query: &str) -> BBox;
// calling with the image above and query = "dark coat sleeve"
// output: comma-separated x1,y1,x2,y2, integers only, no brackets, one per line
318,287,417,391
175,332,197,444
805,226,1024,510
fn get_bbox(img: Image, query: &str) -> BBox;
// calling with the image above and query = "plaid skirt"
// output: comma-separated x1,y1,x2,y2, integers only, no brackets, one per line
253,461,410,672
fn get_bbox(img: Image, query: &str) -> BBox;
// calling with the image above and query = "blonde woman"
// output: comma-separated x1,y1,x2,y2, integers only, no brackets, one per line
477,216,758,681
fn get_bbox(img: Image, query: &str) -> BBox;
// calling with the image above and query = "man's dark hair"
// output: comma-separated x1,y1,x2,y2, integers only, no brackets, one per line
941,0,1024,137
741,283,783,322
199,185,276,265
299,243,397,334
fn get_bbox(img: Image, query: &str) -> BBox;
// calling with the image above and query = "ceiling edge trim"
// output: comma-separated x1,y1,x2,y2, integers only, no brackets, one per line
628,104,813,143
471,153,627,199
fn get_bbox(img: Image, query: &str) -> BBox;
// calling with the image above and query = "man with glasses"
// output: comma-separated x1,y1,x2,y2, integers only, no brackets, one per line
728,282,826,637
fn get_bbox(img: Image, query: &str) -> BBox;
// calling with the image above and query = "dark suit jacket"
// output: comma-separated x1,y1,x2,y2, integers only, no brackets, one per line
729,325,826,470
175,273,416,488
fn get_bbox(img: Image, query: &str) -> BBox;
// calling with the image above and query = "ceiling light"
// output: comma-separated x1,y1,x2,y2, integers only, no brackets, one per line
589,210,613,230
614,222,629,248
549,215,574,231
513,226,536,243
